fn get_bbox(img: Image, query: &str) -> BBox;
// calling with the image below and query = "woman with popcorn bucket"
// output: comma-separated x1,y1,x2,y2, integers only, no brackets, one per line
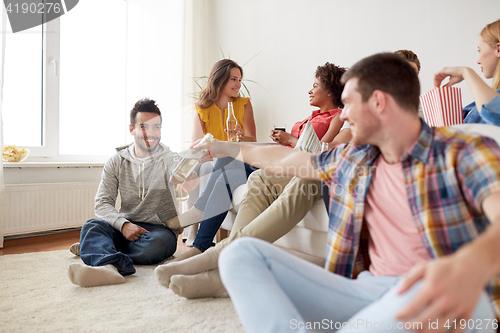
434,19,500,125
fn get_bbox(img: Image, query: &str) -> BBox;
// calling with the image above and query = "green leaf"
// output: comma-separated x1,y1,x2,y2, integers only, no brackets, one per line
243,79,266,91
241,51,263,67
241,82,251,98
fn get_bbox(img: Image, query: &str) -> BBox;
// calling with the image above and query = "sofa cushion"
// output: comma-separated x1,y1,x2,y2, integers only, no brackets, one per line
451,123,500,144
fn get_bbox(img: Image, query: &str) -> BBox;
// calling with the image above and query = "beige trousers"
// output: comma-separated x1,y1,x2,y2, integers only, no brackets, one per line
214,169,322,255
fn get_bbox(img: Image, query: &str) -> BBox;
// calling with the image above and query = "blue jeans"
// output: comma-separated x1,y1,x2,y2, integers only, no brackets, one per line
219,238,496,333
79,218,177,275
193,157,257,252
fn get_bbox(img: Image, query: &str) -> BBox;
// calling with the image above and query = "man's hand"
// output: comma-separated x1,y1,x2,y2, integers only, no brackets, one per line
121,222,149,242
182,172,200,192
188,138,215,164
396,251,490,333
194,139,240,164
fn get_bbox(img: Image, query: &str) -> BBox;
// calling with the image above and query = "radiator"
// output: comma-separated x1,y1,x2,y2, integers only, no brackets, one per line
4,182,100,236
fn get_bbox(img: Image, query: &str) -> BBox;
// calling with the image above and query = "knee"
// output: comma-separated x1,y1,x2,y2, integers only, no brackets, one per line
81,218,112,234
200,161,214,177
140,230,177,263
219,238,264,270
215,173,228,187
290,178,321,199
246,171,265,190
248,169,264,182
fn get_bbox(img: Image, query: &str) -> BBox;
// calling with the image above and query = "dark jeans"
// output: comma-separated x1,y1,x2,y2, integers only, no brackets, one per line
192,157,258,252
321,181,330,214
79,218,177,275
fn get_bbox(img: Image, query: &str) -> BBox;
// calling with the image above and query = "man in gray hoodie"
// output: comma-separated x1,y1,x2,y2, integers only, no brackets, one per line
68,98,184,287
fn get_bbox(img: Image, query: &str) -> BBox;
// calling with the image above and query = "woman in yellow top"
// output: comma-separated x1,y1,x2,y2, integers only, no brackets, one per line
192,59,256,142
173,60,258,258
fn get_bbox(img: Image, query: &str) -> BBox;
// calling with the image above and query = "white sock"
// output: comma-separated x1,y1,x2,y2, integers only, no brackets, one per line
69,242,80,256
68,263,125,287
170,269,228,299
155,247,219,288
164,216,182,232
179,206,204,227
185,224,198,247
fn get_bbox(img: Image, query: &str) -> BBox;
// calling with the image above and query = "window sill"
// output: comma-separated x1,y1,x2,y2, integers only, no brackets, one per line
3,161,105,169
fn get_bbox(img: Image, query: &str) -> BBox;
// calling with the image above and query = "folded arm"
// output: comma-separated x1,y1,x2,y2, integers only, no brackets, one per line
434,66,499,114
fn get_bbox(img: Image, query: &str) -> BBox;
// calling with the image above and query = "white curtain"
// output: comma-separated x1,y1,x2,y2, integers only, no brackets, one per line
0,5,6,248
180,0,215,150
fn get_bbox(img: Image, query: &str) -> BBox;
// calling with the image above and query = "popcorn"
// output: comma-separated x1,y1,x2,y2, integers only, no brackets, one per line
420,87,463,127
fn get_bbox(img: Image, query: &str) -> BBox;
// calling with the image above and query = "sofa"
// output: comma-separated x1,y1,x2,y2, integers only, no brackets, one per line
224,123,500,267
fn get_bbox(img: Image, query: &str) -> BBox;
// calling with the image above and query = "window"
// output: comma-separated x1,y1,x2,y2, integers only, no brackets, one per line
3,25,43,148
59,0,127,157
3,0,185,161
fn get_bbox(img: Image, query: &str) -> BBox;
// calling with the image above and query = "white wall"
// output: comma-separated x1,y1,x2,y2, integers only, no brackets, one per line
197,0,500,142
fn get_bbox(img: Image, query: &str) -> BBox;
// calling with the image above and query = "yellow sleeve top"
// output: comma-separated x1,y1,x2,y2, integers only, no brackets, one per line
195,97,250,141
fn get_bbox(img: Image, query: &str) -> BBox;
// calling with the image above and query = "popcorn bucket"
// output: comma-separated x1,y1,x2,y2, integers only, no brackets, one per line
420,87,463,127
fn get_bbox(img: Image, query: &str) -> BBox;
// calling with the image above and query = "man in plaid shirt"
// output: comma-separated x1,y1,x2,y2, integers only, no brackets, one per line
209,53,500,332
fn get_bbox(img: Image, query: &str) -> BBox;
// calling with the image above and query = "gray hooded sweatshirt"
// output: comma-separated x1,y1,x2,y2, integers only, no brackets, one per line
94,142,181,233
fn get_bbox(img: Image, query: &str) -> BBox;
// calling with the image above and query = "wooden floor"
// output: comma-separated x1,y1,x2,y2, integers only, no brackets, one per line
0,230,191,256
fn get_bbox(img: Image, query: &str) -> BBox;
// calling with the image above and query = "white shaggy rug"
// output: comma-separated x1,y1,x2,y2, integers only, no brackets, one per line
0,250,243,333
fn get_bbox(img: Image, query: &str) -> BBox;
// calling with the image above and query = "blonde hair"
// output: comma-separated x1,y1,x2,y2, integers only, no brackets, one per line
481,19,500,89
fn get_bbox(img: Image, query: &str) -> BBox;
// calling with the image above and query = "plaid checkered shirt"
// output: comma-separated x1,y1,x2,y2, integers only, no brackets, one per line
311,121,500,315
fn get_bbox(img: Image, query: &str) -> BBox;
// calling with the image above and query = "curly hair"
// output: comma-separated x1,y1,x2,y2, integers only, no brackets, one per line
130,98,161,126
394,49,421,74
196,59,243,109
315,62,348,108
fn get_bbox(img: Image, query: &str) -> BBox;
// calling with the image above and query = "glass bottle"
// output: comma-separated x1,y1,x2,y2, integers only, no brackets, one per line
226,101,238,142
173,183,189,202
170,133,214,183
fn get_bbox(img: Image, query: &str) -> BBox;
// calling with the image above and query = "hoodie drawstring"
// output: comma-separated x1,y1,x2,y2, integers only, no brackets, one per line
138,161,146,200
141,162,146,200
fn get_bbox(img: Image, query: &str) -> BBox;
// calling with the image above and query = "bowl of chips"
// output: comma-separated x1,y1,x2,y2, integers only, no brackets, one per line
2,145,29,162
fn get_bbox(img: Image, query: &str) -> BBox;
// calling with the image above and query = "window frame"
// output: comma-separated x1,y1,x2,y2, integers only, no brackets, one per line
23,18,116,163
40,18,59,159
5,1,185,163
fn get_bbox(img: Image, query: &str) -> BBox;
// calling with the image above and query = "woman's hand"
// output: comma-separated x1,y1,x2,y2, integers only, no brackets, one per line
224,124,244,142
235,124,244,142
270,129,293,146
433,67,467,88
433,66,499,114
